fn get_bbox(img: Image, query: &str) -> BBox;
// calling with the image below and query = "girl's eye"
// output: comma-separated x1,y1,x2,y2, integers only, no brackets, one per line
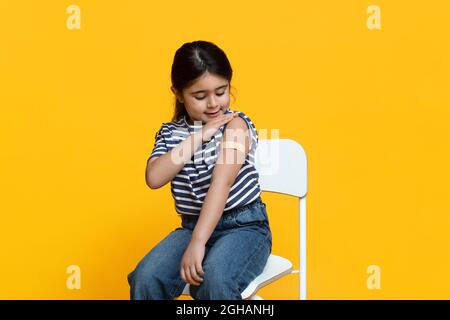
195,92,225,100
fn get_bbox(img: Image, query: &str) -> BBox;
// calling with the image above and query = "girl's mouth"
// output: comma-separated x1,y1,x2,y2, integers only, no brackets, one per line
205,110,221,117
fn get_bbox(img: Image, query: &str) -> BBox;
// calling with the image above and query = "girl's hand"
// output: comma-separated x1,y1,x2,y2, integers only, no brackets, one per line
201,112,239,143
180,239,206,286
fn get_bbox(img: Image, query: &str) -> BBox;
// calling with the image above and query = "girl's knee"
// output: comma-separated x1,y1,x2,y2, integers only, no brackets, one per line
127,269,136,286
191,273,241,300
128,264,164,299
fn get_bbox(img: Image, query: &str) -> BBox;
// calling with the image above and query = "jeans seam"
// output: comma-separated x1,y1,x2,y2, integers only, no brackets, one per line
169,279,187,300
232,230,272,296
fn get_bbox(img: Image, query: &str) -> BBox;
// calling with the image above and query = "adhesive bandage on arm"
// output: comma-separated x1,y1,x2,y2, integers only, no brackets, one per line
221,141,246,153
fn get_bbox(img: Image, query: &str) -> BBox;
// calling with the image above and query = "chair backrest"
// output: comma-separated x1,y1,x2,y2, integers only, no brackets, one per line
254,138,308,300
254,139,308,197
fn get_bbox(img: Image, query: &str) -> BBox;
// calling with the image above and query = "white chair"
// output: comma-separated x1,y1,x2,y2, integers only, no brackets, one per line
180,139,308,300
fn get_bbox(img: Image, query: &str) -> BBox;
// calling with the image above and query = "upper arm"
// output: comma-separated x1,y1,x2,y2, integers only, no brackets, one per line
211,117,251,186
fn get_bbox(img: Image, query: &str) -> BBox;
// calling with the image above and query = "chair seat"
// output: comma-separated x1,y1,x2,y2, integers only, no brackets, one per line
181,254,293,299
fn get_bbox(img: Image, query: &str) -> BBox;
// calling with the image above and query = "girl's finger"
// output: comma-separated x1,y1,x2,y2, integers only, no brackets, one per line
222,114,235,124
190,264,202,284
185,266,199,286
180,267,186,283
196,262,205,277
215,113,231,124
185,266,194,286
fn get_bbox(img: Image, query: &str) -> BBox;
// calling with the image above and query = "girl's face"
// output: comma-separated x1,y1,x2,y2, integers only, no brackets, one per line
172,72,230,125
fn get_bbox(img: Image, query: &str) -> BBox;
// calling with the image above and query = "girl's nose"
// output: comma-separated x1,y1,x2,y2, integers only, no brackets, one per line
207,96,219,108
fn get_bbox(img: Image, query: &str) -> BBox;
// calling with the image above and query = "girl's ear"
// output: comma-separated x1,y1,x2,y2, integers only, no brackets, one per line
171,86,184,103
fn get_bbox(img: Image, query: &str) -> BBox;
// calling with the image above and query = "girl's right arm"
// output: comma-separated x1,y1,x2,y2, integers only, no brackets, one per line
146,112,238,189
146,130,203,189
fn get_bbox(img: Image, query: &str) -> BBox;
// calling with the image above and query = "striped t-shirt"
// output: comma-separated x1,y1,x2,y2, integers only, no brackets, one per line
149,108,262,215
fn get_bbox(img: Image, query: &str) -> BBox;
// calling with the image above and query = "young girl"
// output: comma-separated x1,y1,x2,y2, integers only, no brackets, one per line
127,40,272,300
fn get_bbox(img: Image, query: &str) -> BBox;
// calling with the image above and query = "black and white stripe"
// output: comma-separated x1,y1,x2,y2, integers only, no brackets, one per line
149,109,261,215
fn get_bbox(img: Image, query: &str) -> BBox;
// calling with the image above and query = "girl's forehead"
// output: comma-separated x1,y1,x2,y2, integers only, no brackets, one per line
187,73,228,92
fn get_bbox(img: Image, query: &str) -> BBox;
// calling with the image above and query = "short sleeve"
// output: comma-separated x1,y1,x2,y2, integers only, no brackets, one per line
149,124,170,160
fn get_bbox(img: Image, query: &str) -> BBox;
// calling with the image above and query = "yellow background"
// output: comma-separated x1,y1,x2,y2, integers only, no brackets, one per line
1,0,449,299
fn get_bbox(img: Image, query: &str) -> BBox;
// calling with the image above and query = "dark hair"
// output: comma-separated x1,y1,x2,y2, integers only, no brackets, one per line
170,40,235,122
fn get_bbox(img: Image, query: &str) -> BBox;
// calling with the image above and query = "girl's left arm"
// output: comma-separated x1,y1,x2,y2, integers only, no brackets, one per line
179,117,251,285
191,116,251,244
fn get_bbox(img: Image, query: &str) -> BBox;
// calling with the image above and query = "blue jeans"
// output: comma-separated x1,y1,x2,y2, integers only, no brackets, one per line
127,196,272,300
